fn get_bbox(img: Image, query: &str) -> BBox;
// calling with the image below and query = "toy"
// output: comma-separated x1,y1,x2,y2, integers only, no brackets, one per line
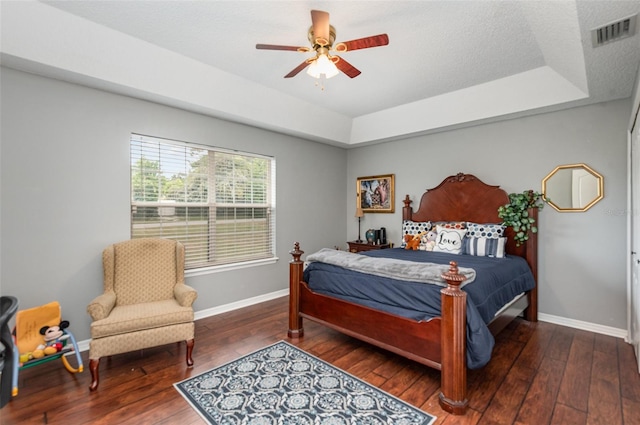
423,230,437,251
13,301,83,397
19,320,70,363
39,320,70,354
404,232,425,250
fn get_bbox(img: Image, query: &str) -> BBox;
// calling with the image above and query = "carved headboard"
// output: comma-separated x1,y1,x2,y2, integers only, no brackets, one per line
402,173,538,282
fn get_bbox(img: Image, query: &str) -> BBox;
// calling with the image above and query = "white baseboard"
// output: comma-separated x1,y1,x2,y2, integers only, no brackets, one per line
75,289,289,353
538,313,628,339
76,338,91,353
193,289,289,321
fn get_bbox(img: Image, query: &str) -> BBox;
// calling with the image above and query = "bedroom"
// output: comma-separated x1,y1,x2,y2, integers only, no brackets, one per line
1,1,639,423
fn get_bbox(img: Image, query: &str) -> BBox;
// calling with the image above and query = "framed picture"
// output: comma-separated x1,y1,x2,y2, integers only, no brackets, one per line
357,174,395,213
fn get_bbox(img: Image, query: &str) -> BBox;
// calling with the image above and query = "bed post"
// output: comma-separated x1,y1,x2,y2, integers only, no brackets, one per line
439,261,468,415
402,195,413,220
288,242,304,338
524,207,539,322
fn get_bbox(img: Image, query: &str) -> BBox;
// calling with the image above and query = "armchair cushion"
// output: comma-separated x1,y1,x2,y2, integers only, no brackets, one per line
107,239,182,305
90,299,193,339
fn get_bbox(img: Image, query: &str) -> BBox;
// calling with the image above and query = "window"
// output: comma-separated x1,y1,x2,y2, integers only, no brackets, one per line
130,134,275,270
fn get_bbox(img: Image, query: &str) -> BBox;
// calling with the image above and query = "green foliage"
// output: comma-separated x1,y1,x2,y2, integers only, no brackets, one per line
497,190,547,247
131,158,163,202
214,153,268,204
131,152,269,205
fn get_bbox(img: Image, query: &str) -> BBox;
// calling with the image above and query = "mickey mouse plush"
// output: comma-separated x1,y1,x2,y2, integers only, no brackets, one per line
39,320,70,355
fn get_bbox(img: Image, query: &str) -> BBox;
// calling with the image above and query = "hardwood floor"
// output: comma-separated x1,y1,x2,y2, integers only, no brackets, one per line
1,296,639,424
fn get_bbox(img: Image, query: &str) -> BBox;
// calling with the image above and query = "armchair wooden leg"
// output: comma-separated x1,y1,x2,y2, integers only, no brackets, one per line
89,359,100,391
186,339,194,367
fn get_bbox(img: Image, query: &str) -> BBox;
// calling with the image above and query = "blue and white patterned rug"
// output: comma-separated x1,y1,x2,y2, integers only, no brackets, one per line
174,341,436,425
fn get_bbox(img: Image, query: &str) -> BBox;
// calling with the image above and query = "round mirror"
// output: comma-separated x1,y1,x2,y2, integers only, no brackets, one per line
542,163,603,212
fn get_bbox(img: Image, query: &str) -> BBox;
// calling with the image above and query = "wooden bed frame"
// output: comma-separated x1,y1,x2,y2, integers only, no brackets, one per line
287,173,538,415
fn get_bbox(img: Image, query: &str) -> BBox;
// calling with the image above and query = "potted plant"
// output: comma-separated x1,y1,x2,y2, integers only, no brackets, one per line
498,190,547,246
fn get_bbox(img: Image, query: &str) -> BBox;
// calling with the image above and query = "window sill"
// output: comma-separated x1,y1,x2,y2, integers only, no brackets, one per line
185,257,279,277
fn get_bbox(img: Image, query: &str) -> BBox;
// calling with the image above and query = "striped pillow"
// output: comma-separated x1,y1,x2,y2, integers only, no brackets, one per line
463,236,507,258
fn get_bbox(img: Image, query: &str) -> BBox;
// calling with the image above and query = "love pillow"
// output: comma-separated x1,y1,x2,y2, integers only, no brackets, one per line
432,226,466,254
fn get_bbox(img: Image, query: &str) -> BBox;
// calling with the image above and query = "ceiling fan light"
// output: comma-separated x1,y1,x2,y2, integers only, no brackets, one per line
324,62,339,79
306,54,339,79
306,60,321,78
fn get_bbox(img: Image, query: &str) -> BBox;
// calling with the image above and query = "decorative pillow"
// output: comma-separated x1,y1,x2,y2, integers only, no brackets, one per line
463,236,507,258
466,222,506,239
401,220,432,247
433,221,467,230
432,226,466,254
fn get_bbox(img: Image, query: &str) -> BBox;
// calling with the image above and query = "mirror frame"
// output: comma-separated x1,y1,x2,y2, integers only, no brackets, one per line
541,163,604,212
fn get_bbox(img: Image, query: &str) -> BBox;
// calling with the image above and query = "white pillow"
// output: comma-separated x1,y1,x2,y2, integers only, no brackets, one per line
432,226,466,255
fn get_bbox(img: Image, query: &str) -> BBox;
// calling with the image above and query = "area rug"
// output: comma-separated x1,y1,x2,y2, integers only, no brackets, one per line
174,340,436,425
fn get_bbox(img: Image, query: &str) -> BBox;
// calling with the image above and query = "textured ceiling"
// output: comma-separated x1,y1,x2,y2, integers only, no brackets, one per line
2,1,639,146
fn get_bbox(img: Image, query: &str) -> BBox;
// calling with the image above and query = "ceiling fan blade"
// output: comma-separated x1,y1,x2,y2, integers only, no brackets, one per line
284,61,310,78
256,44,309,52
310,10,330,45
334,56,361,78
334,34,389,52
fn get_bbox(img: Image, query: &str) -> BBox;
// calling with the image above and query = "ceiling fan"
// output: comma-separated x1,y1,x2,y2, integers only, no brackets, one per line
256,10,389,79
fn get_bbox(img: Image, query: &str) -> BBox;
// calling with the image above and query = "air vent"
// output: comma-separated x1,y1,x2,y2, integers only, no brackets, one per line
591,14,637,47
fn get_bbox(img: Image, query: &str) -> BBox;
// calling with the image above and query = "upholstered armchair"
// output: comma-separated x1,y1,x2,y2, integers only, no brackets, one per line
87,238,197,391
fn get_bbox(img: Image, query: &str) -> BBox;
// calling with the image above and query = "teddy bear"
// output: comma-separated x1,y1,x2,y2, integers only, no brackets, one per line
404,232,425,250
423,230,437,251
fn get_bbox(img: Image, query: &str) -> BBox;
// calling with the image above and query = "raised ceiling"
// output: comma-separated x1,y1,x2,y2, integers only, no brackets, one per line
2,1,639,146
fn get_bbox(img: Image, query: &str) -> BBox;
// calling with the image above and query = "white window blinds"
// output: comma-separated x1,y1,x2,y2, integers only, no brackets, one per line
130,134,275,269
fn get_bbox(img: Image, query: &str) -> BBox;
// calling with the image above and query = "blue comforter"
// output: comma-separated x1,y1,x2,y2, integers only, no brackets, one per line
303,248,536,369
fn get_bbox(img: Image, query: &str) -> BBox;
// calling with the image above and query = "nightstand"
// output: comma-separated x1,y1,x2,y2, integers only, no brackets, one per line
347,241,391,253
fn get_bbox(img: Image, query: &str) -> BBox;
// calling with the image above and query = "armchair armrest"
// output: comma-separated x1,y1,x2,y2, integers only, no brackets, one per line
174,284,198,307
87,292,116,321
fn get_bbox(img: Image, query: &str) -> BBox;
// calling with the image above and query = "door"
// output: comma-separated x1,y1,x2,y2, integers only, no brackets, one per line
631,118,640,372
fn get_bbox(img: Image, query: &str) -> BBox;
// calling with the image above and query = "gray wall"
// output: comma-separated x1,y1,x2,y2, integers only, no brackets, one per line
347,99,630,330
0,67,347,341
1,66,631,339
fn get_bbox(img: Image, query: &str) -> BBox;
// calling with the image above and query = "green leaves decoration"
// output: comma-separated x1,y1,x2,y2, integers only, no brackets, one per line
497,190,546,247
